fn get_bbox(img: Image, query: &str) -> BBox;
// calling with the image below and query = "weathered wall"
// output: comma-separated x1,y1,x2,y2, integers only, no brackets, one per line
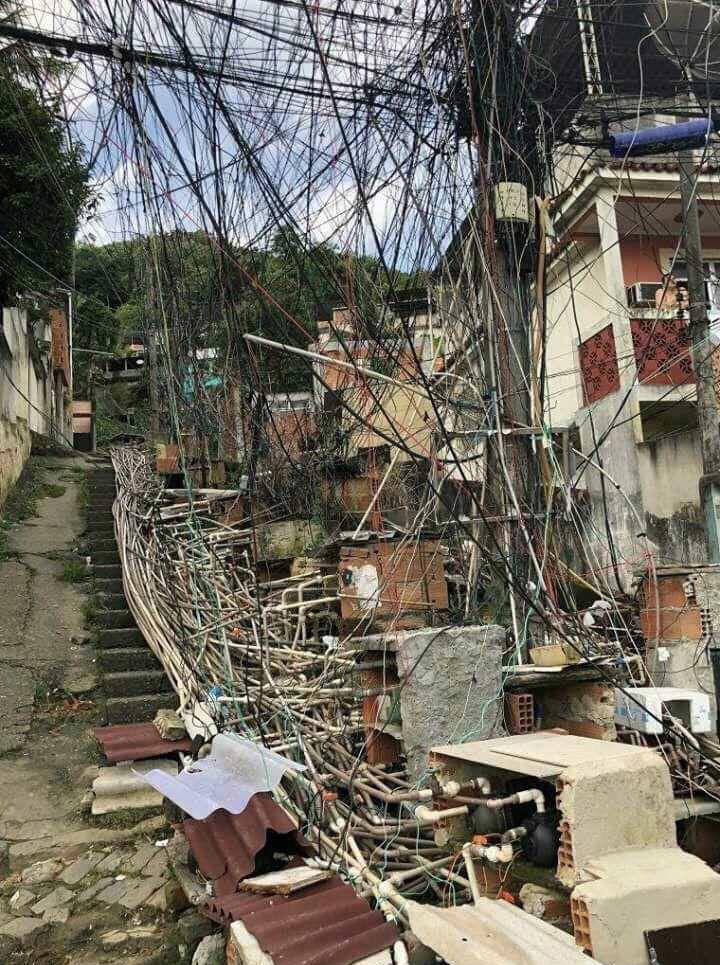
637,431,707,564
1,307,56,509
544,240,608,426
0,419,31,510
395,624,505,782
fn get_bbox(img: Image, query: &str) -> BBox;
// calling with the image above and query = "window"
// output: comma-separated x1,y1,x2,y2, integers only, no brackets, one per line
673,260,720,321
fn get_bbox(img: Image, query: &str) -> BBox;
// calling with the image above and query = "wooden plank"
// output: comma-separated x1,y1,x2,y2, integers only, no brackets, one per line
240,866,332,895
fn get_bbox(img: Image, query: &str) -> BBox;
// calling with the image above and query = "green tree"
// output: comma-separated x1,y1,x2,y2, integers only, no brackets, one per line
0,10,91,303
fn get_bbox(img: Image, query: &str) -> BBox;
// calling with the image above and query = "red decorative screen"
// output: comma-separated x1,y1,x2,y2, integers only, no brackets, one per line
579,324,620,404
630,317,695,386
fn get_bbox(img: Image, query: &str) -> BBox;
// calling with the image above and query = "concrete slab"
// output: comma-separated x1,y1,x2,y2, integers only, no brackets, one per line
407,899,598,965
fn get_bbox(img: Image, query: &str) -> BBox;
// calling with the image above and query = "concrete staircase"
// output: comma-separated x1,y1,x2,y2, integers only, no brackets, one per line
87,465,177,724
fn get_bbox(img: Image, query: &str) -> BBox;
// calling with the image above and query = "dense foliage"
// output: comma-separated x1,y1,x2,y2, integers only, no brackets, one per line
0,58,90,303
74,228,421,396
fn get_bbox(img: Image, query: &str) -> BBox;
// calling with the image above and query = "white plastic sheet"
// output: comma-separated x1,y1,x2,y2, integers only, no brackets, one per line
138,733,305,819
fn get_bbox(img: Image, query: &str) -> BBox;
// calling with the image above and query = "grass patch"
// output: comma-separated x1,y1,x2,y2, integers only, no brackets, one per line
42,483,66,498
61,559,89,583
34,664,66,704
2,458,45,523
89,805,166,830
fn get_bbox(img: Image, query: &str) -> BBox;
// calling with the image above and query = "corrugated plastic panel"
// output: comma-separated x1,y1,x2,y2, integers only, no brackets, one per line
183,794,312,895
95,722,193,764
206,875,398,965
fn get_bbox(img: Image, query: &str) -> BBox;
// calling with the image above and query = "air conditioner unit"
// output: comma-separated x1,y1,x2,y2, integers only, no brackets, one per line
626,282,662,307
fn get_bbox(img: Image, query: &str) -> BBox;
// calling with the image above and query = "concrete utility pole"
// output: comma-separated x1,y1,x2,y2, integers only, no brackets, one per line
678,148,720,561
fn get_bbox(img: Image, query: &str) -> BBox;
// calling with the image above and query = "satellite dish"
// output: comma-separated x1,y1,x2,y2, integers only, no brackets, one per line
647,1,720,82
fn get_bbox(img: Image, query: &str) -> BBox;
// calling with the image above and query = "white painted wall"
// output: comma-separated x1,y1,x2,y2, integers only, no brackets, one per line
545,239,609,426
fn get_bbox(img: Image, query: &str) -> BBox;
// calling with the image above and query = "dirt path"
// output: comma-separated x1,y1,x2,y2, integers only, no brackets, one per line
0,455,210,964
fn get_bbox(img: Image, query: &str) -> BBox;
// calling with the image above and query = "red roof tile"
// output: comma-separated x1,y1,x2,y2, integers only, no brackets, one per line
183,794,312,895
95,722,193,763
206,875,399,965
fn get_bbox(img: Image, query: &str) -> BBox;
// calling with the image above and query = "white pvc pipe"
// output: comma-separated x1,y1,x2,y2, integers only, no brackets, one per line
414,804,469,824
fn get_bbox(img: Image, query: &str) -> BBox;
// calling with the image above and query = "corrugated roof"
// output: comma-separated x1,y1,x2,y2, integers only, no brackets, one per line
205,875,399,965
95,722,194,764
183,793,312,895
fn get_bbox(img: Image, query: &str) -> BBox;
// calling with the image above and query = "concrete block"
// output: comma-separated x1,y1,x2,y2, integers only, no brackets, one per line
97,646,159,673
556,749,675,888
394,625,504,781
571,847,720,965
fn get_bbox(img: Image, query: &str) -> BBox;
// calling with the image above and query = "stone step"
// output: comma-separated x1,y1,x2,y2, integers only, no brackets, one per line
87,525,116,537
103,670,173,698
97,646,160,673
106,693,178,725
95,609,137,630
94,564,122,580
96,628,145,649
92,550,121,566
88,499,115,512
87,536,117,551
94,577,124,594
85,513,115,543
97,592,127,610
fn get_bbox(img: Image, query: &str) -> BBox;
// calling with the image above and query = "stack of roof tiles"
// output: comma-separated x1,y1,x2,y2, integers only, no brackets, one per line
182,793,313,895
205,875,398,965
181,792,398,965
95,722,193,763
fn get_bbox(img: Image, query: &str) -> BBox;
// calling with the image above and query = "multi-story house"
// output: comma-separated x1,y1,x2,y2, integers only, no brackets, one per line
538,1,720,582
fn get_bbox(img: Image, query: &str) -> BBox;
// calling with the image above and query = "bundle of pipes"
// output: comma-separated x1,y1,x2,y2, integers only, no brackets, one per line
109,447,532,920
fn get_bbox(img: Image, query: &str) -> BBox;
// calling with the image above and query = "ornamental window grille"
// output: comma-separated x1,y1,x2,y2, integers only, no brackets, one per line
579,323,620,404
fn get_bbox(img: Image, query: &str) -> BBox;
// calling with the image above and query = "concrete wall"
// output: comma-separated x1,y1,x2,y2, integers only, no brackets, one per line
637,431,707,563
545,240,609,427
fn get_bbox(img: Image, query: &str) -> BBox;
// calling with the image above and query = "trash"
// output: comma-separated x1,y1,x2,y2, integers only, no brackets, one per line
139,733,305,820
154,708,187,741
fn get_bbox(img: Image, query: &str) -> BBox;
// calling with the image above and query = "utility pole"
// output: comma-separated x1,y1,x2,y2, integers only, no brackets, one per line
468,1,541,646
678,146,720,561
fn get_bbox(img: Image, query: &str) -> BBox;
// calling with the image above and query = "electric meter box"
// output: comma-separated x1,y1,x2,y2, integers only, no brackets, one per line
494,181,530,223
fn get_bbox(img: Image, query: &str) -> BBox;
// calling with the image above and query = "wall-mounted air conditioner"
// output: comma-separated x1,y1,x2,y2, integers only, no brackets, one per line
626,282,662,307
